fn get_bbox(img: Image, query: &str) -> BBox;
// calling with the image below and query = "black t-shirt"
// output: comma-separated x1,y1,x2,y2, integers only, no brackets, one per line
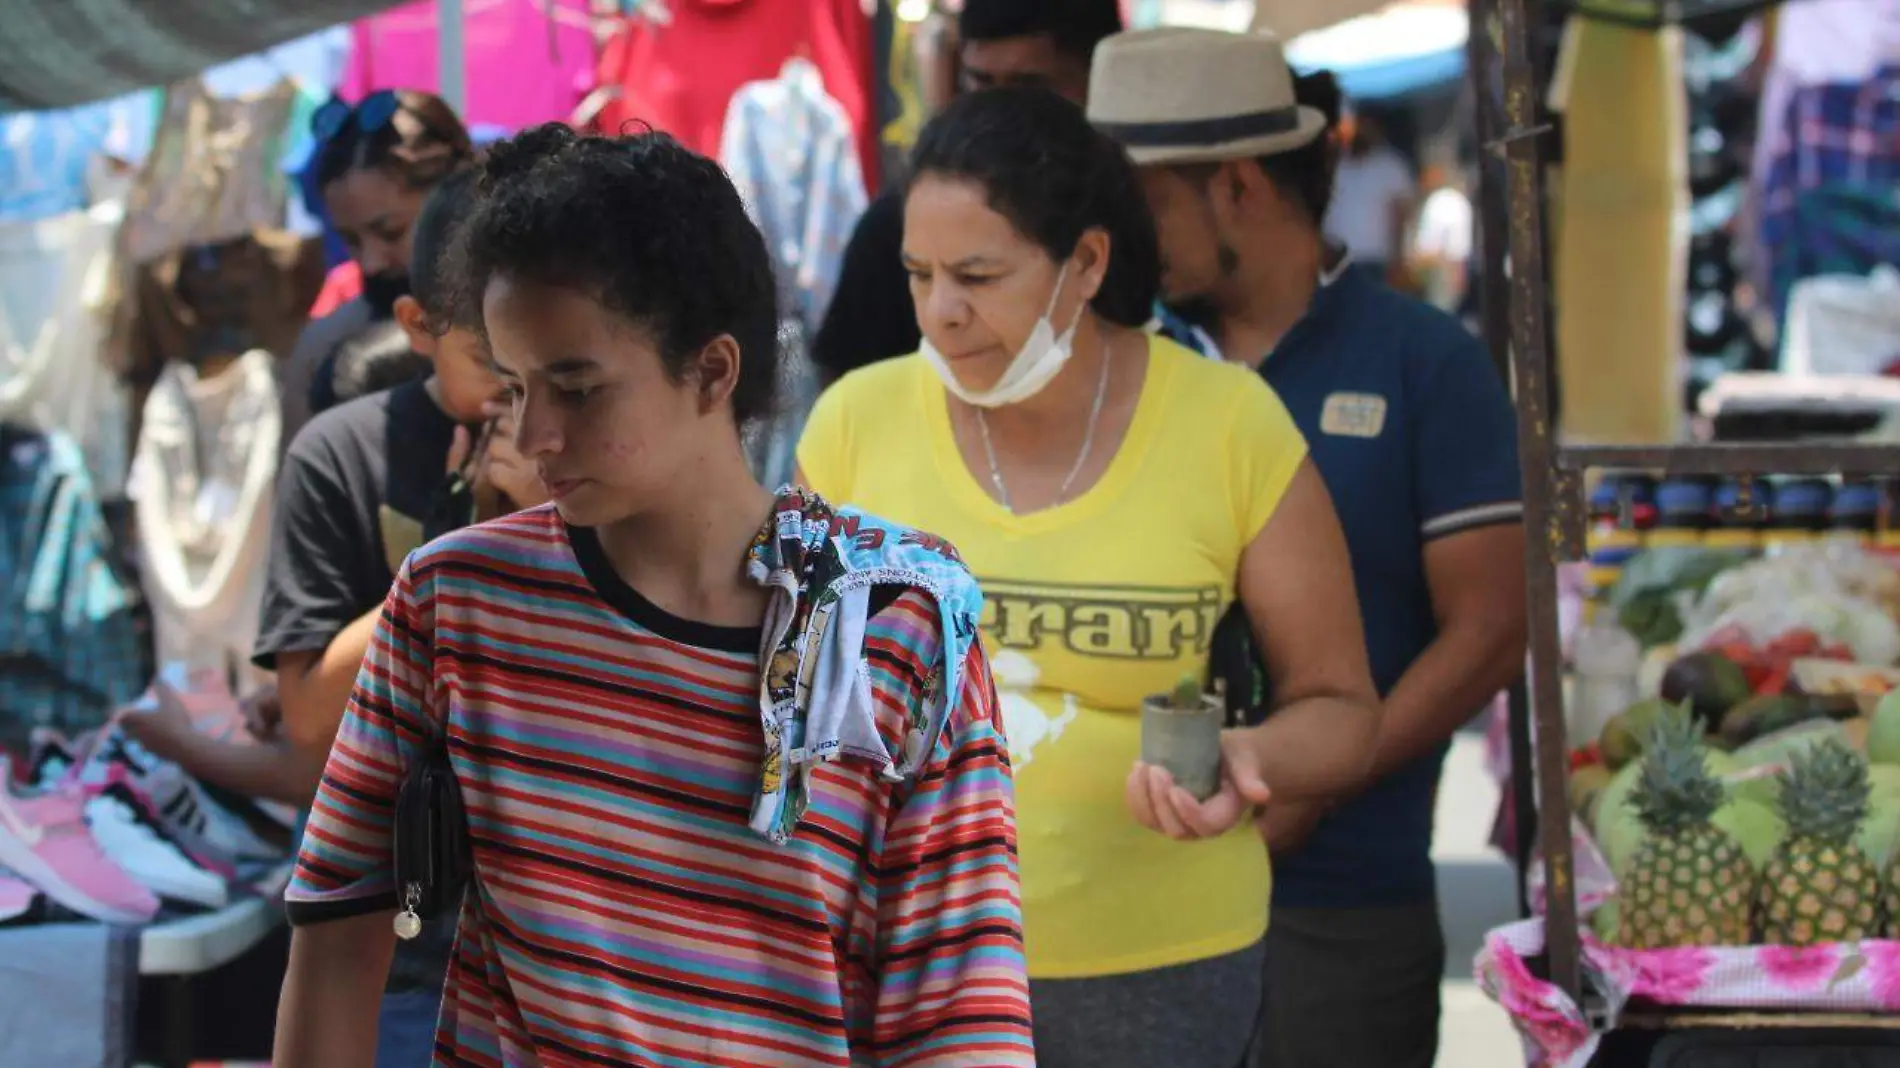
811,186,921,382
254,377,460,992
254,377,459,672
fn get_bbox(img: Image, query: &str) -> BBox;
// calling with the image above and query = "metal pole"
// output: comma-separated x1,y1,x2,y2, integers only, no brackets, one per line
1494,0,1582,1002
439,0,467,115
1468,0,1540,921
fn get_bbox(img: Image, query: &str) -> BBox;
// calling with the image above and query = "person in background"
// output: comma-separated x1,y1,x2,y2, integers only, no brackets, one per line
1090,29,1527,1068
1324,107,1416,286
811,0,1123,385
796,85,1379,1068
1409,160,1477,318
252,166,538,1068
278,90,474,453
274,124,1032,1068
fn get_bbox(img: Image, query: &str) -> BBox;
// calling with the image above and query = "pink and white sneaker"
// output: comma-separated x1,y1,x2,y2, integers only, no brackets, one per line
0,869,40,924
0,763,159,925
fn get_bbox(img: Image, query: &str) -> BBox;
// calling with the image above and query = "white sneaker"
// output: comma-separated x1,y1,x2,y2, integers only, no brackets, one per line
80,732,285,874
84,789,229,910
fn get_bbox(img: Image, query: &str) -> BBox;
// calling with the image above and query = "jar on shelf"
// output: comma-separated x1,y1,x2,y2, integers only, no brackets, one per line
1706,476,1770,553
1765,477,1832,552
1646,476,1717,549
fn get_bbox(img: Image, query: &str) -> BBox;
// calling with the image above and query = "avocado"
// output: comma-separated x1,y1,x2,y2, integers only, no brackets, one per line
1599,697,1674,770
1659,652,1752,729
1716,693,1859,749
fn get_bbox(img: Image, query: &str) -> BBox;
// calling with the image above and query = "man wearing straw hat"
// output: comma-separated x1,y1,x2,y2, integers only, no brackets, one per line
1089,27,1528,1068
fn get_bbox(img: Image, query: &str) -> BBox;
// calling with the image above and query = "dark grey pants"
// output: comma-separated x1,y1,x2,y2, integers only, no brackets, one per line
1030,941,1266,1068
1257,902,1446,1068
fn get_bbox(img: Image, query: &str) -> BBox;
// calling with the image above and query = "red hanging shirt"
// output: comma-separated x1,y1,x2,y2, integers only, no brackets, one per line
592,0,878,190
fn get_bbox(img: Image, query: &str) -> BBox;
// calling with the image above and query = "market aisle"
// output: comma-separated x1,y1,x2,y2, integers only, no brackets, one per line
1434,728,1525,1067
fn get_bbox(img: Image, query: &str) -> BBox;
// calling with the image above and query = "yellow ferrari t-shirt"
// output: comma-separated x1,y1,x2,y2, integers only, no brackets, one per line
796,335,1307,978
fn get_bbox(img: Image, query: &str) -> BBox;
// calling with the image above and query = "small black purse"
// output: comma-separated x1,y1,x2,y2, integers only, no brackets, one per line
390,728,472,939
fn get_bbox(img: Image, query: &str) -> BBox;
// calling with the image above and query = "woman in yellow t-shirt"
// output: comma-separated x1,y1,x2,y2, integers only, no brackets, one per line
795,86,1378,1067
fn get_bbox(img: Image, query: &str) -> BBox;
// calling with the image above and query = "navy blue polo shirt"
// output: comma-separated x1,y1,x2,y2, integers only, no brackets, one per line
1163,262,1522,908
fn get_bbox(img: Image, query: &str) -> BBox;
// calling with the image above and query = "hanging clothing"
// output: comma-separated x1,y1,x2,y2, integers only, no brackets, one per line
1756,66,1900,324
1552,20,1689,445
0,425,145,753
720,57,868,488
0,202,134,498
1749,1,1900,304
115,79,299,270
129,352,280,696
594,0,879,191
0,95,154,224
339,0,594,132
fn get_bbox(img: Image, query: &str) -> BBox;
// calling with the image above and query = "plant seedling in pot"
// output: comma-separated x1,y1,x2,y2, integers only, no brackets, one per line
1140,674,1225,801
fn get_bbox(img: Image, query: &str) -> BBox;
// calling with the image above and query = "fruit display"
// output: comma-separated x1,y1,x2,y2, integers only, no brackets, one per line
1615,707,1756,948
1754,740,1884,945
1576,701,1900,948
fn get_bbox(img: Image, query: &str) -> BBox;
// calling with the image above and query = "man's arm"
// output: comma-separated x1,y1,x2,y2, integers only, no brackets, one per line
1365,524,1526,781
274,609,383,798
865,599,1034,1067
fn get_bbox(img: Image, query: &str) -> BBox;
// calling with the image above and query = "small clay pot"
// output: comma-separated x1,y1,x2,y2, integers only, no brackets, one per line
1139,692,1226,801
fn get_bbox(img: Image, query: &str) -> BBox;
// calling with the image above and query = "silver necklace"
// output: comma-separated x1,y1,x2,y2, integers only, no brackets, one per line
975,339,1112,514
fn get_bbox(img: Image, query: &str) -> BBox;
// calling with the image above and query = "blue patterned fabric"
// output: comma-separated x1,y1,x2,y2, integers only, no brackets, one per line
0,94,155,223
0,425,144,748
1757,66,1900,320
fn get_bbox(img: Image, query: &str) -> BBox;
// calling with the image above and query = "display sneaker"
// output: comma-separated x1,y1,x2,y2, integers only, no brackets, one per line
0,868,42,924
24,727,80,788
0,764,159,924
85,785,230,911
78,731,283,876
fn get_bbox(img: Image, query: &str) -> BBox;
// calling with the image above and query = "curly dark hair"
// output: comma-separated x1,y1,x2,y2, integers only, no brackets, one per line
313,90,473,193
907,86,1160,327
450,123,780,427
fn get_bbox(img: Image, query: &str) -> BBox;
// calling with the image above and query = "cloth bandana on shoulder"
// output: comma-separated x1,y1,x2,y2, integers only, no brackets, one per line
744,486,984,845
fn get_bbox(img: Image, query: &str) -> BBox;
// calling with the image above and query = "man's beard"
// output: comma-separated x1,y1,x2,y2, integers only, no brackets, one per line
1162,242,1240,334
362,271,412,319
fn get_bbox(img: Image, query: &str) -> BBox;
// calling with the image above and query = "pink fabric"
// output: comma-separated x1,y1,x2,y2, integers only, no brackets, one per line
1480,832,1900,1065
341,0,595,132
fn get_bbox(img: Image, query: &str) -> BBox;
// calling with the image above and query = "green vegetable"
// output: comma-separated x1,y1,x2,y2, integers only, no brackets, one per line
1619,589,1684,648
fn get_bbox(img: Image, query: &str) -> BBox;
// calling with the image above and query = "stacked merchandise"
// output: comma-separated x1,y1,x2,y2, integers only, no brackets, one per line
0,680,293,928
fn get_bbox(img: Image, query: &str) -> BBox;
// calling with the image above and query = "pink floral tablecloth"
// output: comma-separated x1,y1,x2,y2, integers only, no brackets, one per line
1477,825,1900,1065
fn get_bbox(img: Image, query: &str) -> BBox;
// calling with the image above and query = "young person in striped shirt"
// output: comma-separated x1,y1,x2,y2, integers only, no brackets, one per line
273,125,1035,1068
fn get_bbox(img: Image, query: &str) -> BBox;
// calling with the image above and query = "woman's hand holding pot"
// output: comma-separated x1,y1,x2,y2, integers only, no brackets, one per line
1125,729,1273,841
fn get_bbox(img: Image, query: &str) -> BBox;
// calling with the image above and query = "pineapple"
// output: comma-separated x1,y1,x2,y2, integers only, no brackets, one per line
1615,704,1756,948
1755,740,1883,945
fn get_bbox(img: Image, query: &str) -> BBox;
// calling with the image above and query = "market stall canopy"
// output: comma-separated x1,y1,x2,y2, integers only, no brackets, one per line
0,0,407,112
1250,0,1391,40
1285,3,1468,101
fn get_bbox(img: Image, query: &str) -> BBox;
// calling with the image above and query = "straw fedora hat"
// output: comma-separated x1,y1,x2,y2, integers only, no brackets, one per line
1086,27,1328,166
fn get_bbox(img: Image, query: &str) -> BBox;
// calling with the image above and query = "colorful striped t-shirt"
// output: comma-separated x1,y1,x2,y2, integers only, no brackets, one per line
285,506,1033,1067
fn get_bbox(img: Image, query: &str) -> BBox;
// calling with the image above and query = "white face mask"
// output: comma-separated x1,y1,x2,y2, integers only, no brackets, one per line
921,264,1085,409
